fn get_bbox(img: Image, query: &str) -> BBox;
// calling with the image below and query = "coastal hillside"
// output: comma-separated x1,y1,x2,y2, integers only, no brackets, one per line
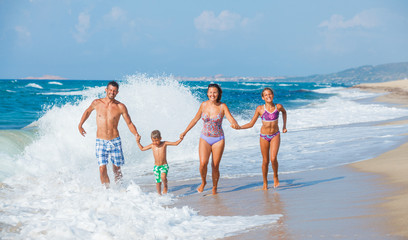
287,62,408,84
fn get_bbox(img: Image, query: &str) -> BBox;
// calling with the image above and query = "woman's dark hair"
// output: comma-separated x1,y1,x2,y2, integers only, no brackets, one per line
107,81,119,90
208,83,222,102
261,87,274,97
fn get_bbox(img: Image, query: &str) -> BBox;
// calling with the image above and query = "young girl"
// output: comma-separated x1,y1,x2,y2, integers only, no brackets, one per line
238,87,287,189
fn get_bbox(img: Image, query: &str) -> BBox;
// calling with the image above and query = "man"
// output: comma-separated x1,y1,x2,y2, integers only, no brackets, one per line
78,81,139,187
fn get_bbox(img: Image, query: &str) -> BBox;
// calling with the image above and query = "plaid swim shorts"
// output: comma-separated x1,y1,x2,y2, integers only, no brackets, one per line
95,137,125,166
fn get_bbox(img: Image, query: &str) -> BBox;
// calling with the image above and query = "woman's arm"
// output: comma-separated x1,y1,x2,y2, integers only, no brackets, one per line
239,105,261,129
222,103,240,129
180,103,203,139
277,104,287,133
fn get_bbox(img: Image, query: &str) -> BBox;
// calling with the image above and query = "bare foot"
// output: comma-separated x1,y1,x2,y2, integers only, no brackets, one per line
262,183,268,190
163,188,168,194
197,182,206,192
212,187,217,195
273,176,279,188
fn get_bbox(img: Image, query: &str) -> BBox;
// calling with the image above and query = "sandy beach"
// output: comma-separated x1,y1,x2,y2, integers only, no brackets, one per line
163,79,408,239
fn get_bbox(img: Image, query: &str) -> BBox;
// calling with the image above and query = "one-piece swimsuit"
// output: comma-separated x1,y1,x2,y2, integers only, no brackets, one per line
201,105,224,146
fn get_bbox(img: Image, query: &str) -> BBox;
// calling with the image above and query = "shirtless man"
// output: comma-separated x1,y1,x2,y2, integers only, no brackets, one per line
78,81,139,187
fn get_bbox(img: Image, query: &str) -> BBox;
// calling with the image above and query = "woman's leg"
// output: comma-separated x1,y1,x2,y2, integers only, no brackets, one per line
259,137,271,190
269,134,281,188
198,138,212,192
210,139,225,195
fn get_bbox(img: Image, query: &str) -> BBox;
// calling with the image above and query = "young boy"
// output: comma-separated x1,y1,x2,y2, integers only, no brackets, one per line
136,130,182,195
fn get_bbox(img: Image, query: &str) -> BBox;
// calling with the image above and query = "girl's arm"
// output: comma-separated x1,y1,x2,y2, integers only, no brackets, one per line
164,138,182,146
180,103,203,139
136,135,152,151
239,105,261,129
277,104,287,133
222,103,240,129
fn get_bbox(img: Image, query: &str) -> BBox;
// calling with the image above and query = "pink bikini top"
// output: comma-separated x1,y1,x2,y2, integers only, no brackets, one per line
260,104,279,122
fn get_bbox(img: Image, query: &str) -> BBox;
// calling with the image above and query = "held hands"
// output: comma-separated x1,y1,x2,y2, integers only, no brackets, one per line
136,135,141,142
179,132,186,140
230,123,241,129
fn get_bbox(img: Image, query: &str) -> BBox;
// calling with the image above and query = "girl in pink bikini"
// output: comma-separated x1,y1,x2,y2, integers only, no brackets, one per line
238,87,287,189
180,83,240,195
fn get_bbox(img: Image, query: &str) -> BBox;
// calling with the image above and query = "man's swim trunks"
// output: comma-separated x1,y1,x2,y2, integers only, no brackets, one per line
153,164,169,183
95,137,125,166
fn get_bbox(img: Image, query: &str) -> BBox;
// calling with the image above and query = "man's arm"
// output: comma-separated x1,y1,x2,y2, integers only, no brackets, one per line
120,103,140,137
136,135,152,151
78,100,97,137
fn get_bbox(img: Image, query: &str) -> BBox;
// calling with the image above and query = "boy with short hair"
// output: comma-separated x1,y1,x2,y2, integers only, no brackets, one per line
136,130,182,195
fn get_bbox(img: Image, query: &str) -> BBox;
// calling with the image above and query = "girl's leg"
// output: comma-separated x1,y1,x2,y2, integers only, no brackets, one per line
259,138,271,190
161,173,168,194
198,138,212,192
269,134,281,188
210,139,225,195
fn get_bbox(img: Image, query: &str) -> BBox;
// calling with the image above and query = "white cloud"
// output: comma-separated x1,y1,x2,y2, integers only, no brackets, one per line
105,7,127,23
319,9,382,30
73,12,90,43
194,10,246,33
15,26,31,42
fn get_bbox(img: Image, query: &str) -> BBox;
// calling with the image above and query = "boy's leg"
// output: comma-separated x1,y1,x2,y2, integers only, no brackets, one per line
260,138,271,190
269,135,281,188
210,139,225,195
99,165,110,188
112,164,123,183
198,138,212,192
161,173,168,194
156,182,162,195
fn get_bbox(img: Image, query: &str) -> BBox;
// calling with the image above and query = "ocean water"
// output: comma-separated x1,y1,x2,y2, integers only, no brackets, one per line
1,75,408,239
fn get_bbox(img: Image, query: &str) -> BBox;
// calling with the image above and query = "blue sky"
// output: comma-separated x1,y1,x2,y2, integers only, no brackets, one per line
1,0,407,80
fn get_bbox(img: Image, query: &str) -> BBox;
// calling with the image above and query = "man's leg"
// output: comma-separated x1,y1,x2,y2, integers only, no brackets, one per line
113,164,123,183
99,165,110,188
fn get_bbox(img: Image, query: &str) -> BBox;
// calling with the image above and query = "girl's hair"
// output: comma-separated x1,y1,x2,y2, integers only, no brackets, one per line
207,83,222,102
151,130,161,139
261,87,274,97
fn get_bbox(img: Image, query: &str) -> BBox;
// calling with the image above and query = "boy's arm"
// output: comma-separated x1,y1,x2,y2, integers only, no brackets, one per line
240,106,261,129
164,138,182,146
136,136,152,151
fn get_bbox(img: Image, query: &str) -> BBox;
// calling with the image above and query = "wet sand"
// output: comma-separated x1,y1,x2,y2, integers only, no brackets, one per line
155,79,408,239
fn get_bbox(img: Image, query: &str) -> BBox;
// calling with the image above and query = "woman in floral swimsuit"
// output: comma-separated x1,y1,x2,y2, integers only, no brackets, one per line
180,83,240,195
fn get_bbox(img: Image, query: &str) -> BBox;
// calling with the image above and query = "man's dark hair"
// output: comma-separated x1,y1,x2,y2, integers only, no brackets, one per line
107,81,119,90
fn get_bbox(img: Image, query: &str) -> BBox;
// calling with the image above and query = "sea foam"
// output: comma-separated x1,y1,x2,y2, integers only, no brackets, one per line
1,75,282,239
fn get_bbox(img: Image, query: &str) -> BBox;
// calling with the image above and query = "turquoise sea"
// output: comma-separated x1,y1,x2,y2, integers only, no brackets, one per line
1,74,408,239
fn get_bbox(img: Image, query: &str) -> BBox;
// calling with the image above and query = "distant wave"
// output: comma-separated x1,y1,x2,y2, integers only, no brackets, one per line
26,83,43,89
48,81,63,85
6,90,16,93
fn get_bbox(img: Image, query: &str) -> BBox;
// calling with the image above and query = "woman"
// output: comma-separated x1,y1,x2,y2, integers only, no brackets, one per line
180,83,239,195
238,87,287,189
